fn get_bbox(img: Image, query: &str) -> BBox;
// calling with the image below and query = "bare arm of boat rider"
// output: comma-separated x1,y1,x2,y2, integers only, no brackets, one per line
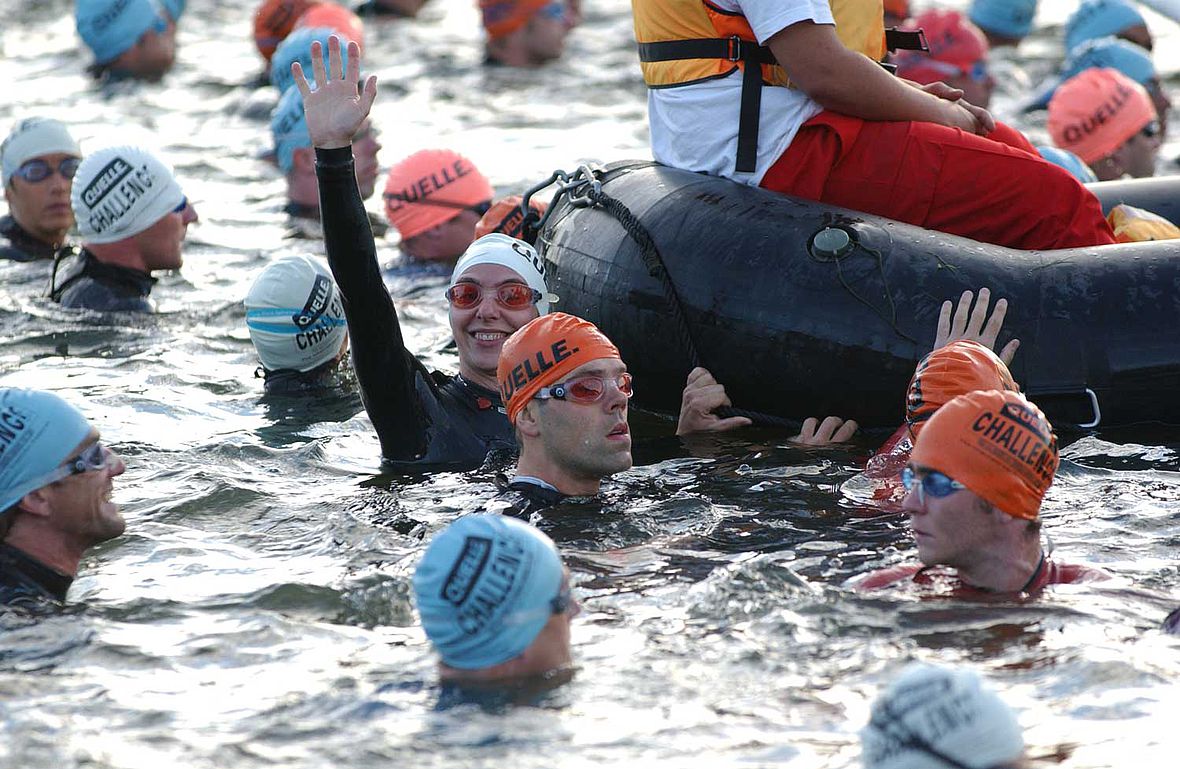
764,22,994,135
295,38,430,460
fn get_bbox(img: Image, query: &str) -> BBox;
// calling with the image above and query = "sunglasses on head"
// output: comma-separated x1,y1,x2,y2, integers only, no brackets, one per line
444,282,540,311
900,466,965,503
13,157,81,183
535,373,633,404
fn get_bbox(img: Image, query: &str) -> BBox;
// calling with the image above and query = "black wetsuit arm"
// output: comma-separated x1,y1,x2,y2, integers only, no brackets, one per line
316,146,427,460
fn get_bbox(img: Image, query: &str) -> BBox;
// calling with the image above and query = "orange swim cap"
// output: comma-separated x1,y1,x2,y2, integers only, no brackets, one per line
474,195,548,241
906,340,1017,439
254,0,320,62
497,312,621,424
1048,67,1155,164
896,10,989,85
479,0,552,40
295,3,365,51
883,0,910,19
382,149,494,241
910,390,1058,520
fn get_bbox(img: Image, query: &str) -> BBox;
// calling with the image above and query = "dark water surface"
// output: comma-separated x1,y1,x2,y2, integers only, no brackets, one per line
3,0,1180,766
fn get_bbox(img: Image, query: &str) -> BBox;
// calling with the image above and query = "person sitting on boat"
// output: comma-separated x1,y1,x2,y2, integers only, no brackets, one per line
894,10,995,110
296,38,554,468
967,0,1036,48
1065,0,1153,54
632,0,1117,249
1048,67,1161,182
480,0,576,68
861,663,1026,769
414,514,578,684
382,149,494,264
0,389,127,609
852,389,1111,594
245,255,352,396
76,0,178,82
50,145,198,313
486,312,633,518
1,118,82,263
271,82,383,234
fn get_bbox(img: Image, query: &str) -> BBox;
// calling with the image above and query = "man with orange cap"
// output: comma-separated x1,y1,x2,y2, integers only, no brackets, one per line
1049,67,1161,181
895,10,995,110
382,149,494,263
480,0,576,68
490,312,634,516
853,389,1110,593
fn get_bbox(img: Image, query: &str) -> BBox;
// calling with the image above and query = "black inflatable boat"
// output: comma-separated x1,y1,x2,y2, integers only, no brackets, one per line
536,161,1180,429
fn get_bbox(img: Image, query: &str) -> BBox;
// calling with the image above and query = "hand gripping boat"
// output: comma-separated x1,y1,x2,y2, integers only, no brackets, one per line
530,162,1180,430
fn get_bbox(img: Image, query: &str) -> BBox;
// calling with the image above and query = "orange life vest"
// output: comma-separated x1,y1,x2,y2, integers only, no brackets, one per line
633,0,889,173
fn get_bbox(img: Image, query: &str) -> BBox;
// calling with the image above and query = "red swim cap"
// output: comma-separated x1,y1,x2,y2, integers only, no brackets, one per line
911,390,1058,520
1049,67,1155,163
254,0,321,62
497,313,621,424
295,3,365,51
383,149,494,241
896,10,989,85
474,195,548,241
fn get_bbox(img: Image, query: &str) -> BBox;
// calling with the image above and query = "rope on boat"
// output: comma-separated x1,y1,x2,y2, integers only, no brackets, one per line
524,165,799,431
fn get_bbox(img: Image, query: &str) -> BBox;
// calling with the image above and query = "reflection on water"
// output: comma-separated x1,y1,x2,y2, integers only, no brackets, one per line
3,0,1180,767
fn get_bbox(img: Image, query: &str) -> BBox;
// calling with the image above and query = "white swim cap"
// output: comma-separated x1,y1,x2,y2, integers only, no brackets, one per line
245,255,348,373
72,145,185,244
449,233,555,314
861,663,1025,769
1,117,81,187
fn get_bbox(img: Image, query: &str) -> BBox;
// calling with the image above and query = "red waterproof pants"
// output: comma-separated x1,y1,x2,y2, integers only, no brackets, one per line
761,112,1117,250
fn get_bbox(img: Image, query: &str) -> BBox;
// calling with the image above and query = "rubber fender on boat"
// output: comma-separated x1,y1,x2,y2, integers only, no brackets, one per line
539,161,1180,429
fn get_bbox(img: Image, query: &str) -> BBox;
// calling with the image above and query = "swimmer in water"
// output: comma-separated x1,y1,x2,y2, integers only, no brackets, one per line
967,0,1036,49
0,389,127,609
1049,68,1162,182
487,313,633,518
480,0,577,68
75,0,178,82
245,255,351,395
414,514,579,684
852,389,1111,594
1065,0,1153,54
50,145,198,313
1,118,82,263
894,10,996,111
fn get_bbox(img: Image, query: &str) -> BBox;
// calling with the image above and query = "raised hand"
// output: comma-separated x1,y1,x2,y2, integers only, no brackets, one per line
293,35,377,150
932,287,1020,366
792,415,858,445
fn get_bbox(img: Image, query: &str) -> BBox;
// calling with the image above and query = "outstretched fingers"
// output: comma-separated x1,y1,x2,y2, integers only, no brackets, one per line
309,39,328,90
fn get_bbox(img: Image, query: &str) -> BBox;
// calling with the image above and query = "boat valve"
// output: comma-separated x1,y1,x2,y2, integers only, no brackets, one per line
809,226,856,260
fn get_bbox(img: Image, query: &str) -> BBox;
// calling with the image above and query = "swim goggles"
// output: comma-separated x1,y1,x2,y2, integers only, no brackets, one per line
19,442,113,496
444,282,541,311
900,466,966,504
551,585,573,615
172,196,188,213
1140,120,1161,139
535,373,633,404
13,157,81,183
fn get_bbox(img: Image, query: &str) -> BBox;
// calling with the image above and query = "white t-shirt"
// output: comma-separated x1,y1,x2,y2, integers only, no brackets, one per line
646,0,834,186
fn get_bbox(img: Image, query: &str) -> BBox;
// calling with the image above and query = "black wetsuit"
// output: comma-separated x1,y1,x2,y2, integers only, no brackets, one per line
0,215,58,262
484,477,568,520
49,249,155,312
317,146,516,468
0,543,71,607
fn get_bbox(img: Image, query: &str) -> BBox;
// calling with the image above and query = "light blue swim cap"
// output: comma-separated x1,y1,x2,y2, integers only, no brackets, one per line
0,389,93,513
76,0,168,64
1026,37,1156,111
159,0,185,21
1065,0,1147,54
271,86,311,174
968,0,1037,40
270,27,351,94
414,514,564,671
1037,146,1099,183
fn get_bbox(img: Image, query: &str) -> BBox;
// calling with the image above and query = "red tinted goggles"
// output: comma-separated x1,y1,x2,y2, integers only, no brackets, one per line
536,373,633,404
444,282,541,310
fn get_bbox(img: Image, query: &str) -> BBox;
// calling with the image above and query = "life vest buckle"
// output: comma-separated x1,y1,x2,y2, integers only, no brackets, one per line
725,35,743,62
